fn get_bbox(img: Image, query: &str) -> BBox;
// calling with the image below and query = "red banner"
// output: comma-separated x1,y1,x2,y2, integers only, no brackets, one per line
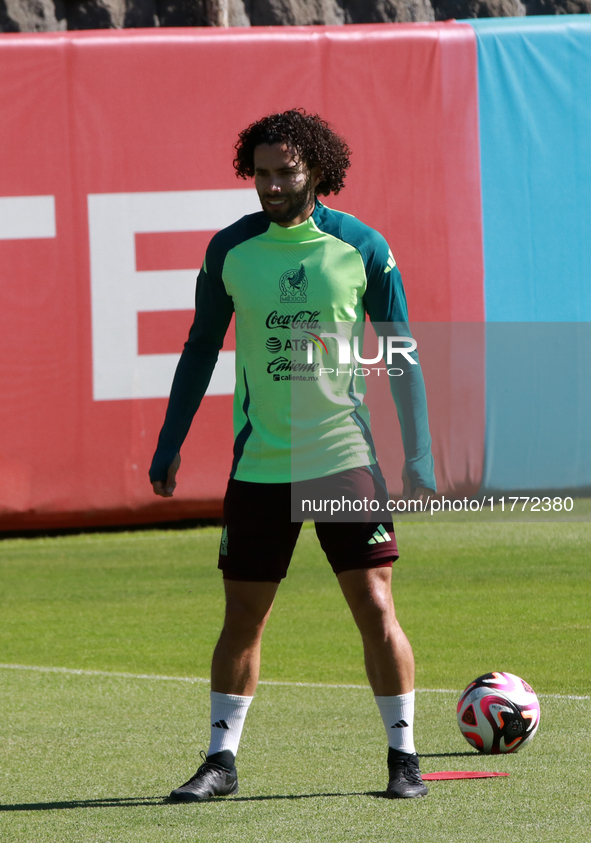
0,24,483,530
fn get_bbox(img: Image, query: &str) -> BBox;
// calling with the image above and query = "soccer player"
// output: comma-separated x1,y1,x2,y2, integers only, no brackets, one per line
150,109,436,801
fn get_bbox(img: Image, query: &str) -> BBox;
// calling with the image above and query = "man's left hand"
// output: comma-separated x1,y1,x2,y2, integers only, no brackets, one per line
402,463,434,502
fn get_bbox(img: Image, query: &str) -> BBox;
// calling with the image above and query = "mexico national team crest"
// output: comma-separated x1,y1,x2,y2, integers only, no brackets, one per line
279,264,308,303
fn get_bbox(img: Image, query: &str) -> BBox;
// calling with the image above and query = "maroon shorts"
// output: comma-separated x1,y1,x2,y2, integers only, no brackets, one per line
218,466,398,583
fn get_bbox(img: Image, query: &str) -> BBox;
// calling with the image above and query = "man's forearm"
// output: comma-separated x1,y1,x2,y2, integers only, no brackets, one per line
149,345,219,483
389,360,436,492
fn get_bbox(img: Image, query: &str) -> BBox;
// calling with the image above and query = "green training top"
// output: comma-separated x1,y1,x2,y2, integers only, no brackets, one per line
150,201,435,489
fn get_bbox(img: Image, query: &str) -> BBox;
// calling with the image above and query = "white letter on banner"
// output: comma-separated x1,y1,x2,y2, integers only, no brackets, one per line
88,189,260,401
0,196,56,239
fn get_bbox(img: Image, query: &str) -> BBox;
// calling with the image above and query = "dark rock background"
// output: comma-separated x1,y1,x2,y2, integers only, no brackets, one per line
1,0,589,33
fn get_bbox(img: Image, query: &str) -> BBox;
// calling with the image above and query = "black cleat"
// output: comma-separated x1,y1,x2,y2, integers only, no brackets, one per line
169,751,238,803
386,748,428,799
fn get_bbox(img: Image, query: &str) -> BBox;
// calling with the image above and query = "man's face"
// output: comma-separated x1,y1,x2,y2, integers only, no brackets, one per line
254,143,320,227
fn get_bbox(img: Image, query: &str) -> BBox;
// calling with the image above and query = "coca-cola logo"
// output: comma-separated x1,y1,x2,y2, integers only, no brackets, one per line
265,310,321,331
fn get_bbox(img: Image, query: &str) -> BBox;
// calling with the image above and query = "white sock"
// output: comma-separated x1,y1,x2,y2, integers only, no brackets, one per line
375,690,416,754
207,691,254,758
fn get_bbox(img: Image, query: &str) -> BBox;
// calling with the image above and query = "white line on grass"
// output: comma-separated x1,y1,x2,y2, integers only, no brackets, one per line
0,663,207,685
0,664,588,700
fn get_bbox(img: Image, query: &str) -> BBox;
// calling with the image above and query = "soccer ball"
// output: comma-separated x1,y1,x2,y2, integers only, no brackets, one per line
457,672,540,754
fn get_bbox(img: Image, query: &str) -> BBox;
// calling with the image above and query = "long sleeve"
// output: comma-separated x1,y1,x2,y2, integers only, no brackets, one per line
363,259,436,492
149,259,234,483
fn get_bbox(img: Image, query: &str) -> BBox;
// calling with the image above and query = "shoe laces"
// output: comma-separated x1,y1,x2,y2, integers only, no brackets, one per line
184,751,219,784
390,754,423,784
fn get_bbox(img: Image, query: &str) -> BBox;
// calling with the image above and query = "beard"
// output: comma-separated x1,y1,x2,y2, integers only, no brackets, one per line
260,170,317,224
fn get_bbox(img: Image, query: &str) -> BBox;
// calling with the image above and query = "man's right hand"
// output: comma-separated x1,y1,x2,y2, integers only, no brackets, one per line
152,453,181,497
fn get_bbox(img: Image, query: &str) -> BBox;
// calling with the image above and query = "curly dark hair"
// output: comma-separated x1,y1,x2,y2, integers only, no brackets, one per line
233,109,351,196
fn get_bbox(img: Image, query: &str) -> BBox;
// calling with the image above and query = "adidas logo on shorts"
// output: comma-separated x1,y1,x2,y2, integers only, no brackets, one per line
368,524,391,545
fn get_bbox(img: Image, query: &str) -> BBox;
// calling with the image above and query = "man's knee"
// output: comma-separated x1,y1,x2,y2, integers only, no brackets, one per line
223,601,266,635
357,589,397,632
222,580,278,636
338,567,397,631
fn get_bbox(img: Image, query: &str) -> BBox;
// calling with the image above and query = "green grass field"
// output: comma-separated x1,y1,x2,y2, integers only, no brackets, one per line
1,521,590,842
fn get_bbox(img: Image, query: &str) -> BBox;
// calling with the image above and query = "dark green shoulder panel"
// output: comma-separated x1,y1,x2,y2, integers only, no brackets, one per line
313,202,407,323
313,202,391,274
205,212,270,280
